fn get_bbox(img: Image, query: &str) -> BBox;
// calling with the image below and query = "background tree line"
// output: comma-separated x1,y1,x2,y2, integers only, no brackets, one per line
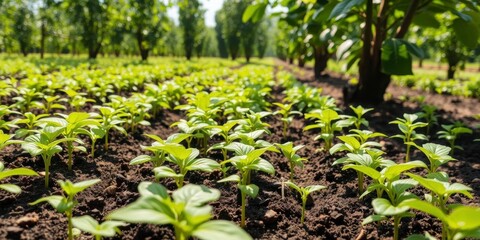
0,0,275,61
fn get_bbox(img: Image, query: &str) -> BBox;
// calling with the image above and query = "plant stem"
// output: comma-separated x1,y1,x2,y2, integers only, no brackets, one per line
393,215,400,240
289,162,294,181
67,143,73,171
241,190,246,228
91,140,96,158
104,132,109,151
301,198,306,224
44,155,50,188
358,172,364,194
67,210,73,240
405,144,411,162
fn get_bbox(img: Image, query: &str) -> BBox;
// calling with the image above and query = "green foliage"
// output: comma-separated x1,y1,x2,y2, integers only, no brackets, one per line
418,105,438,137
275,142,306,180
72,215,126,240
21,126,75,187
286,181,326,224
30,179,101,240
0,161,38,194
91,106,127,151
437,123,472,154
409,143,455,173
153,145,219,188
304,108,350,151
273,102,302,137
108,182,252,240
344,105,373,130
390,113,428,162
219,142,277,227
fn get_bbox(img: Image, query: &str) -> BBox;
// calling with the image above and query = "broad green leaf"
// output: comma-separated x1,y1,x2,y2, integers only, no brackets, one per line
452,17,479,49
0,184,21,193
329,0,365,20
194,220,252,240
362,214,387,225
218,174,240,183
137,182,169,199
381,38,413,75
239,184,259,198
172,184,220,208
372,198,409,216
130,155,152,165
343,165,381,180
72,215,126,237
0,167,38,179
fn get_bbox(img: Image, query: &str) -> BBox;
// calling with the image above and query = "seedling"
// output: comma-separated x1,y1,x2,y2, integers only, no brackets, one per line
273,102,302,137
72,215,126,240
390,113,428,162
207,120,240,161
84,126,106,158
30,179,101,240
409,143,455,173
14,112,49,138
418,105,438,136
345,105,373,130
219,142,277,227
108,182,252,240
402,200,480,240
0,161,38,194
130,133,190,167
275,142,307,180
285,181,326,224
39,112,100,170
34,95,67,114
348,161,427,240
304,108,350,151
21,126,75,187
91,106,128,151
153,145,220,188
437,123,472,154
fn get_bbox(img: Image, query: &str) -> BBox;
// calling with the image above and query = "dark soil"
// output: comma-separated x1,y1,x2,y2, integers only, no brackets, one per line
0,61,479,240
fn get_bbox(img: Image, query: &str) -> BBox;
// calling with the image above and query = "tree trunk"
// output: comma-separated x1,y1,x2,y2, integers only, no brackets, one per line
288,58,293,64
298,57,305,67
447,63,456,79
40,21,45,59
313,45,329,79
419,59,423,68
140,49,149,61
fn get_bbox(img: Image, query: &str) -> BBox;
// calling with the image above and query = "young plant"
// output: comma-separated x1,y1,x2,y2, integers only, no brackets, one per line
64,89,96,112
84,126,106,158
275,142,307,180
14,112,49,138
285,181,326,224
304,108,350,151
389,113,428,162
0,105,20,132
207,120,240,161
437,123,472,154
353,161,427,240
235,111,272,134
72,215,126,240
418,105,438,136
153,145,220,188
21,126,75,187
91,106,128,151
345,105,373,130
402,201,480,240
34,95,67,114
406,172,473,239
219,142,277,227
39,112,100,170
108,182,252,240
0,161,38,194
409,143,455,173
273,102,302,137
130,133,190,167
30,179,100,240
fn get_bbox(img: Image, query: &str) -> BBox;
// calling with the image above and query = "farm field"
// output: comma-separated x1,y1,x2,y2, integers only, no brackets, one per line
0,56,479,240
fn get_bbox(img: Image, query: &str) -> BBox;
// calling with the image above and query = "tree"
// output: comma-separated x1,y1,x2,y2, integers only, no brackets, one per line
221,0,249,60
127,0,169,61
178,0,205,60
64,0,111,59
13,2,34,56
256,21,268,59
215,10,229,58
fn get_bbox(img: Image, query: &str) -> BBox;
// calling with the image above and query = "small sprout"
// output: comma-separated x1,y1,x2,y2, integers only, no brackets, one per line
437,123,472,155
30,179,100,240
304,108,350,151
275,142,307,180
108,182,252,240
273,102,302,137
417,105,438,136
390,113,428,162
286,181,326,224
72,215,126,240
345,105,373,130
409,143,455,173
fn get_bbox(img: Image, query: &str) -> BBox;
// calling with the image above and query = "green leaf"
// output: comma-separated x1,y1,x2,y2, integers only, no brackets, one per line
218,174,240,183
153,166,182,179
187,158,220,172
72,215,126,237
0,167,38,179
343,165,381,180
400,199,446,222
452,17,479,49
242,3,267,23
329,0,365,20
172,184,220,208
194,220,252,240
0,184,22,193
137,182,169,199
239,184,259,198
362,214,387,225
130,155,152,165
381,38,413,75
372,198,410,216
